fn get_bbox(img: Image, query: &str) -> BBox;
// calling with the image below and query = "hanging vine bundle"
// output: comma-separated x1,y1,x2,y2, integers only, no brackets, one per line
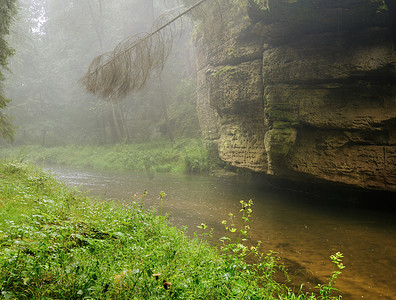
80,0,209,101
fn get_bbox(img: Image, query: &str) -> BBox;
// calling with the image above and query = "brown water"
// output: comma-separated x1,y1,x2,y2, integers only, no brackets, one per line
47,166,396,300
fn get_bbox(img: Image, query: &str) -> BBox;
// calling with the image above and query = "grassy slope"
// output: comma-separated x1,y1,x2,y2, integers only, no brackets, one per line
0,161,343,299
0,139,217,174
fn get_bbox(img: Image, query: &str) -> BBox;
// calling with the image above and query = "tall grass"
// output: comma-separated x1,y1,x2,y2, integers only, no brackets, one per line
0,161,343,299
0,139,216,174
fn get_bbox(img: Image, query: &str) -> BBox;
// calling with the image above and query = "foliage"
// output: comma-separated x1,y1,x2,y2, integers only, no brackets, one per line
0,0,17,73
317,252,345,300
165,78,200,140
0,96,14,141
4,0,199,146
199,199,345,300
0,161,221,299
0,160,344,299
0,139,216,174
0,0,17,142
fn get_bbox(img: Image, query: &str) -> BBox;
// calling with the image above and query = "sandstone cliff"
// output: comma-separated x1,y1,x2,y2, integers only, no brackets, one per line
194,0,396,191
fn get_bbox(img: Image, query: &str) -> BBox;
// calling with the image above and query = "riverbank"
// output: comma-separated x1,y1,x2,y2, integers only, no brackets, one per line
0,139,221,175
0,160,343,299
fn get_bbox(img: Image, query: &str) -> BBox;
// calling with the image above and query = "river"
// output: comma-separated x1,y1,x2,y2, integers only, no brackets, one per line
46,166,396,300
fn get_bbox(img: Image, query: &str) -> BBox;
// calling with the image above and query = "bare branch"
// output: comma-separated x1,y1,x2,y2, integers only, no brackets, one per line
80,0,209,101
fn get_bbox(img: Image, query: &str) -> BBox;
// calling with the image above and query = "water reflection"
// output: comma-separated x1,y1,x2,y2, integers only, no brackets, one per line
46,166,396,300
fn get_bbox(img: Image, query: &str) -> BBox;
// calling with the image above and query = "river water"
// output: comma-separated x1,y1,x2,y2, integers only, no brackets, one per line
46,166,396,300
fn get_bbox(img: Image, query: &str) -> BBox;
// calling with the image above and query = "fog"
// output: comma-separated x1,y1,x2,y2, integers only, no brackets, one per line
4,0,198,146
1,1,395,299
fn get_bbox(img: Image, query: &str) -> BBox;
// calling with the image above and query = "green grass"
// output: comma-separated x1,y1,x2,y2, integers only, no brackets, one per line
0,160,343,299
0,139,217,174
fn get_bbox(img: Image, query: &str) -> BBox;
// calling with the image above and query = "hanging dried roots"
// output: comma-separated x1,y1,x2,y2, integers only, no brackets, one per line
80,0,210,101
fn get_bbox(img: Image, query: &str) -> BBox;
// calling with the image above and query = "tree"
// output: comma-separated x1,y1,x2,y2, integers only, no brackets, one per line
79,0,208,143
0,0,17,141
5,0,119,145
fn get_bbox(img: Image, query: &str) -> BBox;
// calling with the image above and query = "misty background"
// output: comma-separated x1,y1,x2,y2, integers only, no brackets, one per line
3,0,199,146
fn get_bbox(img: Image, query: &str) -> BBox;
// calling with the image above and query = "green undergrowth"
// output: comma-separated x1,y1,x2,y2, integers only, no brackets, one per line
0,161,343,299
0,139,216,174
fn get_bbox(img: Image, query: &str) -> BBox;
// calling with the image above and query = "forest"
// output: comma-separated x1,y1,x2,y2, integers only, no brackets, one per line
1,0,396,299
2,0,199,147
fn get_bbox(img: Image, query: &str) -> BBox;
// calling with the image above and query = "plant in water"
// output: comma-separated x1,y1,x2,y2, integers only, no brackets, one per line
159,190,166,215
219,199,254,250
317,252,345,299
204,199,290,298
198,199,345,299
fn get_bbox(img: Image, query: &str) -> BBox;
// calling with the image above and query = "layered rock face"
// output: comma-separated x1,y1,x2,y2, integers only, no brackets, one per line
195,0,396,191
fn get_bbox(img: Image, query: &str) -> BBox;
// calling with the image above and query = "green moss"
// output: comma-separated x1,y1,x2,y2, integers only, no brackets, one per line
213,66,238,79
251,0,270,10
225,47,238,58
265,128,297,157
272,120,298,129
265,108,299,125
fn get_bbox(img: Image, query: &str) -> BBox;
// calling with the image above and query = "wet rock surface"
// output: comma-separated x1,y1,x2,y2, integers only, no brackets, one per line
195,0,396,191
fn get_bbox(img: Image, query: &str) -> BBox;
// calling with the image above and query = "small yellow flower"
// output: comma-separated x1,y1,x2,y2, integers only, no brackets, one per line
198,223,207,229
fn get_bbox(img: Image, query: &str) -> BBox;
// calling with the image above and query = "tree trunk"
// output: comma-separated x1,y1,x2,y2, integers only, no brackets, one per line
110,103,124,143
40,95,46,146
159,79,174,143
41,129,46,147
117,102,130,143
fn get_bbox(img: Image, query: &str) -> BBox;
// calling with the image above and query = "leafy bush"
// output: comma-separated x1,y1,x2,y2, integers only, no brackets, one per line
0,139,219,174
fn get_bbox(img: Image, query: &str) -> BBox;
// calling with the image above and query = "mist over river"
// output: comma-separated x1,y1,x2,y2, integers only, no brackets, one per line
47,166,396,300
